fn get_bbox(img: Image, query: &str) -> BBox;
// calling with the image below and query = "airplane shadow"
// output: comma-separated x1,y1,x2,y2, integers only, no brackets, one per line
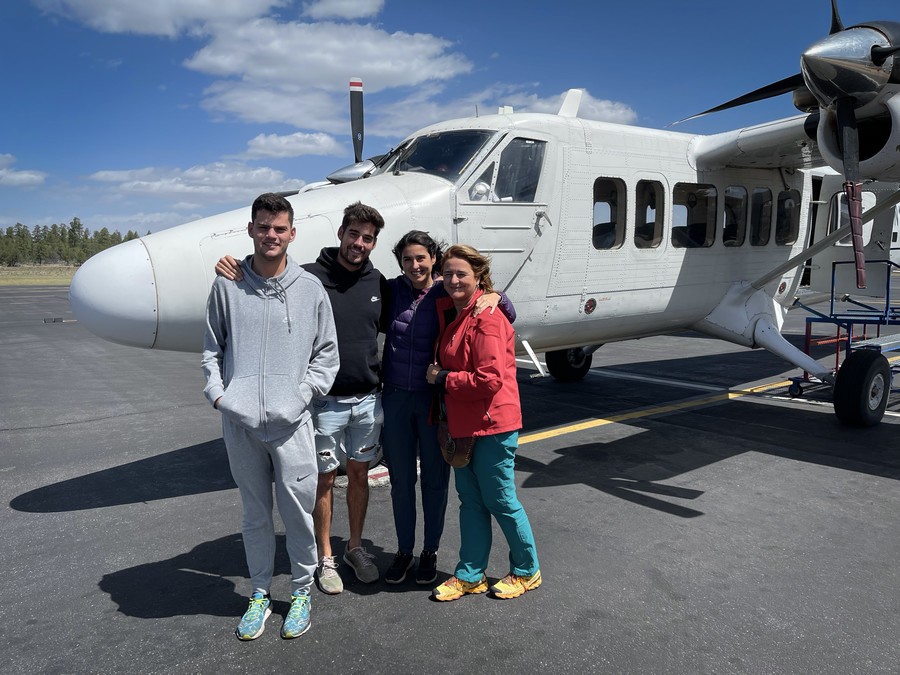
512,397,900,520
10,340,896,518
579,330,839,394
9,439,235,513
516,449,706,519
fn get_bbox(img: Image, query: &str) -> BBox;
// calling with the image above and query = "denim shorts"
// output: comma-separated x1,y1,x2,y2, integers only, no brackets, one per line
311,393,383,473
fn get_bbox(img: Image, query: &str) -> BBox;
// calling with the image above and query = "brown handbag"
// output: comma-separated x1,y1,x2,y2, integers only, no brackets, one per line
437,420,475,468
437,396,475,467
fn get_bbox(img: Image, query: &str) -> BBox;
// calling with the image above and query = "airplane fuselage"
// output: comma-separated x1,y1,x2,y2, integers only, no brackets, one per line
70,110,817,355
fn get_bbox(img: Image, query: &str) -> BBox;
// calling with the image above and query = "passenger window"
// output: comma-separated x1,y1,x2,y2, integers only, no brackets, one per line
750,188,772,246
775,189,801,245
723,186,747,247
494,138,546,202
634,180,664,249
672,183,716,248
592,178,626,250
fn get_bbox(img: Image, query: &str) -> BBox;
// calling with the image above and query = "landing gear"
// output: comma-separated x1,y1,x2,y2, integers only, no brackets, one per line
545,347,593,382
833,349,892,427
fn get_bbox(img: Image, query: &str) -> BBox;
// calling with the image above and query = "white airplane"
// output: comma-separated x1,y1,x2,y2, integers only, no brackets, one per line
70,3,900,426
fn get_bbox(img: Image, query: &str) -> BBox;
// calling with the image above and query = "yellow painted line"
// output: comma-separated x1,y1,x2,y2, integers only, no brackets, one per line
520,380,791,445
520,352,900,446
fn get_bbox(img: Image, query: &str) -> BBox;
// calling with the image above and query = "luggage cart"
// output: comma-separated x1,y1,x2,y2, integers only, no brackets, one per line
789,260,899,425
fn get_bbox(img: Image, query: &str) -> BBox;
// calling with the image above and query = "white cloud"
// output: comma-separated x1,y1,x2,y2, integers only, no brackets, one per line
244,132,345,158
366,86,638,140
87,210,197,234
302,0,383,21
184,19,471,128
186,19,470,89
200,81,341,130
0,154,47,188
88,162,305,202
493,89,638,125
31,0,286,37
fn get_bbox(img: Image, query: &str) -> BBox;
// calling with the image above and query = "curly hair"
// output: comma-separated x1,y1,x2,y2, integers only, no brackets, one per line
341,201,385,237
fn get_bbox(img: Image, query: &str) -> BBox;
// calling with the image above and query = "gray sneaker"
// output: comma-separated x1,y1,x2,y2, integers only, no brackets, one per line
315,555,343,595
343,546,379,583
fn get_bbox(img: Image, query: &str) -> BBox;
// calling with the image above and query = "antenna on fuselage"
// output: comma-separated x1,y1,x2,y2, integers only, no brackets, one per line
558,89,583,118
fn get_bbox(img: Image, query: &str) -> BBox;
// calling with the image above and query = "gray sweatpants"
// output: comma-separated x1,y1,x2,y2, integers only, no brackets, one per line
222,416,318,595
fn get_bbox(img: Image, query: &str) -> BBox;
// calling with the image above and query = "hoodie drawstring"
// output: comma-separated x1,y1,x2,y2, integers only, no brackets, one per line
265,278,291,332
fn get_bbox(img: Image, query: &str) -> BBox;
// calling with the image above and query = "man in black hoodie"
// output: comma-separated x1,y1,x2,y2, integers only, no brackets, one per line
303,202,389,593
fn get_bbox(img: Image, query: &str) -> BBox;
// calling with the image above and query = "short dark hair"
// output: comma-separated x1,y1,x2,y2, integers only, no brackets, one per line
251,193,294,225
341,201,385,237
391,230,444,268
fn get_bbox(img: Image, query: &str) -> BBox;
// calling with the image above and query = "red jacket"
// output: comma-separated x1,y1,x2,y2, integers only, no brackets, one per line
435,290,522,438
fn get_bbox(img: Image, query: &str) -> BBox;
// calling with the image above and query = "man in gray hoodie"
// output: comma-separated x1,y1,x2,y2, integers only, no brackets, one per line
202,193,339,641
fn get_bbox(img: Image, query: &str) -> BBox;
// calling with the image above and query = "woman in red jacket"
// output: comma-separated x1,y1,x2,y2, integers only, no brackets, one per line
425,244,541,601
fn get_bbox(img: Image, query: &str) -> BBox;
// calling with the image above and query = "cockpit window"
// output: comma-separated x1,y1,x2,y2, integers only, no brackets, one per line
466,137,547,203
370,130,494,180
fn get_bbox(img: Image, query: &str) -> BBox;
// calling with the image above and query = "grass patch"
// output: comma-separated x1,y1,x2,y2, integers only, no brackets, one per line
0,265,77,286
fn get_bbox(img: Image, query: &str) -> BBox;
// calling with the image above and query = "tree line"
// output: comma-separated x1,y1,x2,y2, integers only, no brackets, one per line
0,218,148,266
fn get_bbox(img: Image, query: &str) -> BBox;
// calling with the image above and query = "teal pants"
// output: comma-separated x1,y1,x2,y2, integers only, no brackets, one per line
453,431,539,582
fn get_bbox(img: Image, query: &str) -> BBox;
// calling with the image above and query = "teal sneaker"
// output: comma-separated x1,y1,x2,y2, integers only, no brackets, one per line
235,592,271,640
281,589,311,639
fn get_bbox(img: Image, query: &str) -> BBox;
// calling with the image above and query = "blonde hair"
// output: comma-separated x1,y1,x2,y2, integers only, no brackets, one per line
442,244,495,293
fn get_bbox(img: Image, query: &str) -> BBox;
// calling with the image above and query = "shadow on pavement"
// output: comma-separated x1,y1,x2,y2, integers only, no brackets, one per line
99,533,264,619
99,534,399,618
10,439,234,513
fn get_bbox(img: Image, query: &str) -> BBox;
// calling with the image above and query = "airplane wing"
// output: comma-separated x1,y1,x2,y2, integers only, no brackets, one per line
689,113,822,172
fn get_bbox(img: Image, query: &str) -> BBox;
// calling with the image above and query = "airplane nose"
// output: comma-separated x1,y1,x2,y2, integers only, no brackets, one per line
69,238,159,348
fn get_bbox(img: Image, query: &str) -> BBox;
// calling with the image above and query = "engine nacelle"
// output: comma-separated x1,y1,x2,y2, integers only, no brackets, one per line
816,94,900,181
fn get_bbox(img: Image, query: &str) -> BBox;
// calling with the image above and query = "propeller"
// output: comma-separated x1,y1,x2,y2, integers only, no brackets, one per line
829,0,843,34
871,44,900,66
674,74,806,124
835,96,866,288
350,77,364,163
679,2,900,289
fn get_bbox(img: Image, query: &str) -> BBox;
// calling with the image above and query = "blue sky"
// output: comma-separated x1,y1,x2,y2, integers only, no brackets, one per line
2,0,897,234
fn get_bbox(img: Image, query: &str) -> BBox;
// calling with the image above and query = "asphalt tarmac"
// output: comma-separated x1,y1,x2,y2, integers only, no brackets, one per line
1,285,898,674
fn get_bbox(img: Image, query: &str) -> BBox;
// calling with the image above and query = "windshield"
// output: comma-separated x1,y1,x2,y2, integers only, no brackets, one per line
370,130,494,181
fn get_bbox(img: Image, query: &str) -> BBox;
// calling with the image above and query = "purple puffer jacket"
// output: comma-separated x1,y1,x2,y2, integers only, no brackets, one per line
382,275,515,391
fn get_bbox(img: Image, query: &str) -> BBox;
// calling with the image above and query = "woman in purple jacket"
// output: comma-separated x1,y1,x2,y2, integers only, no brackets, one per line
381,230,515,585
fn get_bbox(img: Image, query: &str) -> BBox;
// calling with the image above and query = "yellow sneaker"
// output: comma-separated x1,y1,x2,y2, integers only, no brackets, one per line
490,570,542,599
431,575,488,602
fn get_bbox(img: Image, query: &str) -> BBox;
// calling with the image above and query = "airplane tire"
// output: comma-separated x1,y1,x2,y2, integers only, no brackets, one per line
545,348,593,382
833,349,891,427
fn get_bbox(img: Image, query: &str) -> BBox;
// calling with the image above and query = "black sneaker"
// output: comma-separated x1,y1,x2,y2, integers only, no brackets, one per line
385,552,414,585
415,550,438,585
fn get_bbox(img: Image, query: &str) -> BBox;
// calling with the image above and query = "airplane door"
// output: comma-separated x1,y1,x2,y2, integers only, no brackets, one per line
452,136,551,293
808,178,894,296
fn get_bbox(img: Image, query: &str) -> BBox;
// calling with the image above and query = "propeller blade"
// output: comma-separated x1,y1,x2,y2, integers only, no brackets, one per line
829,0,844,34
871,44,900,67
350,78,364,163
835,97,866,288
674,73,806,124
